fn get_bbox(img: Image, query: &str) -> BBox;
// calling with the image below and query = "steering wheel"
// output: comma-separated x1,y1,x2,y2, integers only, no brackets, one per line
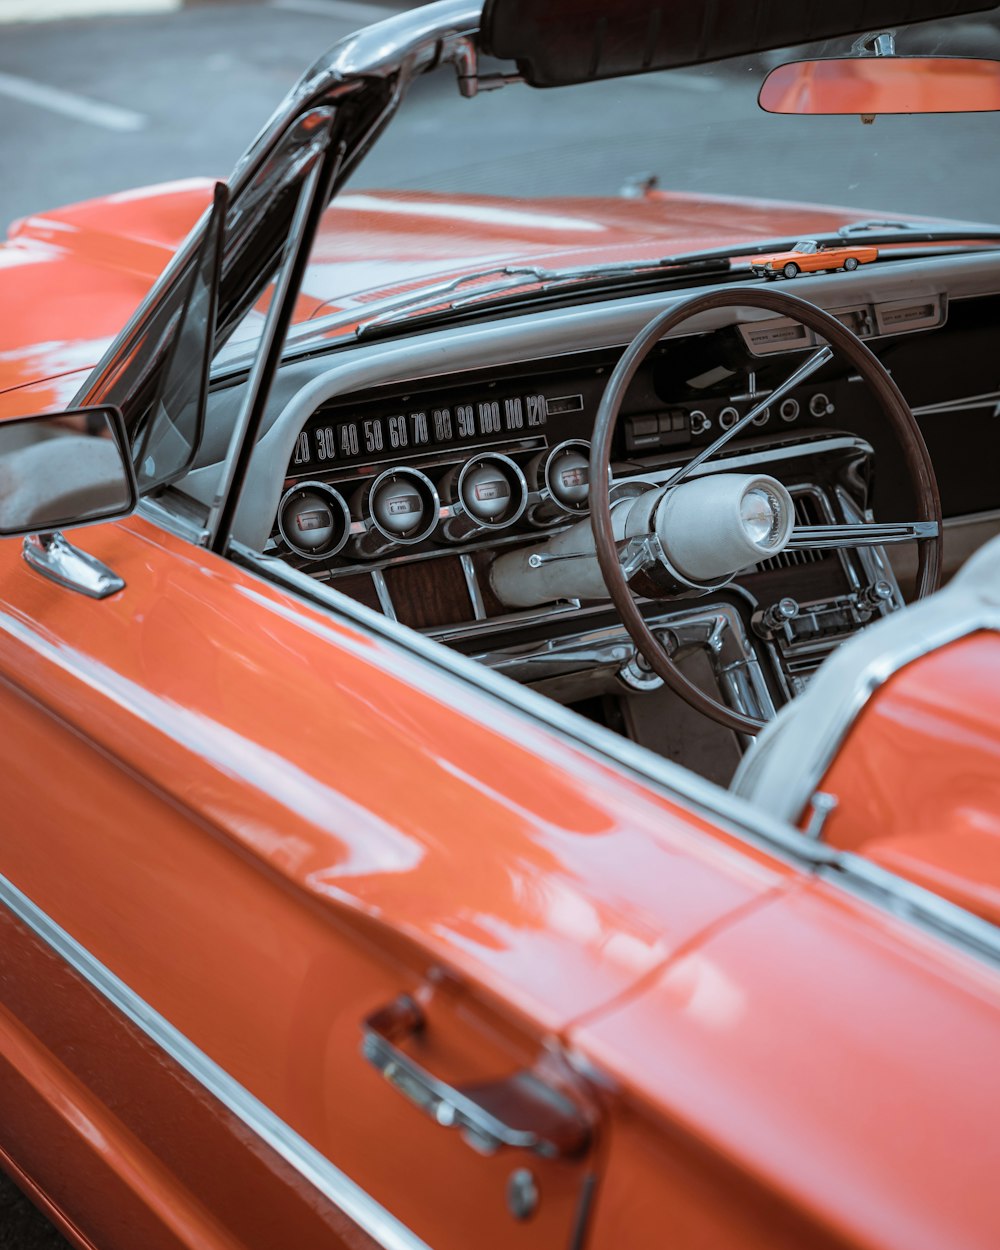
588,286,943,736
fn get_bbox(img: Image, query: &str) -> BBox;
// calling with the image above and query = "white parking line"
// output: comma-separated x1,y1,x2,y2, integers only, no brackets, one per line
272,0,400,23
0,70,146,131
0,0,179,21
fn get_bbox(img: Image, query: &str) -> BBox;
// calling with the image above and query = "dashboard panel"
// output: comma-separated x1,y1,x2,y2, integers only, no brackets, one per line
243,272,1000,743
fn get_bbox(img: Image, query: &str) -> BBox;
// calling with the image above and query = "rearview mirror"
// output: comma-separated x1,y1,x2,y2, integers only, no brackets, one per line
0,406,138,538
759,56,1000,117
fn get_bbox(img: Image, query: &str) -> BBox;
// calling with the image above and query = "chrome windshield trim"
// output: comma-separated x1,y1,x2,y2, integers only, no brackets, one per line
0,870,431,1250
75,0,482,418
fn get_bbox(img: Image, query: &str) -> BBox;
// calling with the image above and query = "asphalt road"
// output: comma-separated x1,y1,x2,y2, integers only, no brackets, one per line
1,2,1000,1246
2,3,1000,230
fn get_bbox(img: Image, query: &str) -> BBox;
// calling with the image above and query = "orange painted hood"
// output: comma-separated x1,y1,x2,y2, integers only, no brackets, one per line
0,179,217,409
0,177,885,408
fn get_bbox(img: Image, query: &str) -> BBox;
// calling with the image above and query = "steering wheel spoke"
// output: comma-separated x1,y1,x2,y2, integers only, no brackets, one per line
665,344,834,489
787,520,940,550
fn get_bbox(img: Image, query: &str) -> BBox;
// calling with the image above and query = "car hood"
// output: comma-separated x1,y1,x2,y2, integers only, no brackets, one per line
0,176,890,408
0,178,215,413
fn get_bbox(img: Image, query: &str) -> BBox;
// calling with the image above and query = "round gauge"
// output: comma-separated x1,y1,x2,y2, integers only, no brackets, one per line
457,453,527,529
544,440,592,513
278,482,351,560
367,467,439,544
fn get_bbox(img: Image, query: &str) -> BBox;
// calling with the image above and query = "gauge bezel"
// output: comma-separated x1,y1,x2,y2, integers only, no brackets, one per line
366,466,441,545
542,438,593,515
456,452,528,530
277,480,352,561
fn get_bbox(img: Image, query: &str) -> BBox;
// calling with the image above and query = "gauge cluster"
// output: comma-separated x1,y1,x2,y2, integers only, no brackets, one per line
273,356,843,572
276,437,594,564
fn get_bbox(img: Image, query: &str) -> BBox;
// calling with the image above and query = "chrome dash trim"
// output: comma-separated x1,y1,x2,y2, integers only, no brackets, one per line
624,435,868,485
370,568,397,621
459,554,487,621
0,871,431,1250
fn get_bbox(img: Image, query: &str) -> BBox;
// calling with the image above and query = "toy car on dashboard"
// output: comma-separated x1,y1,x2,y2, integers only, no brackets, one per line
749,239,879,278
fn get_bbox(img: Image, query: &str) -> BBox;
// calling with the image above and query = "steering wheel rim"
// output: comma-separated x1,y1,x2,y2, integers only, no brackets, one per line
589,285,943,737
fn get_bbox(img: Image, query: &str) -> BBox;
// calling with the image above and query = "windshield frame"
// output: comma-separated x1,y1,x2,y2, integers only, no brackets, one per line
70,0,482,494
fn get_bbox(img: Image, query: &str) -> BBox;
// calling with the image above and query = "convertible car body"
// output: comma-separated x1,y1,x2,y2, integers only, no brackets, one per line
1,2,999,1249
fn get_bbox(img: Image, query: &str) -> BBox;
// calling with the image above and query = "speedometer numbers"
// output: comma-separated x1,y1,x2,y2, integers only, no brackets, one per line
291,392,551,473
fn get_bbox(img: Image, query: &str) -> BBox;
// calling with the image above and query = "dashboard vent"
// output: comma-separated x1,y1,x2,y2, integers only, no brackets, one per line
757,492,825,572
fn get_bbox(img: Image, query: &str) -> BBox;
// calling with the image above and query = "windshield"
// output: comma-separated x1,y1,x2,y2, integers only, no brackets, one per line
214,10,1000,366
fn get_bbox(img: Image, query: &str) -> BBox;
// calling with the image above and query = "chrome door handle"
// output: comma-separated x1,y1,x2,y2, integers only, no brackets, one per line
361,994,592,1159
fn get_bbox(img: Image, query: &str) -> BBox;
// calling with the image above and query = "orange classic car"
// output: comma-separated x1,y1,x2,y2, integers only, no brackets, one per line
748,239,881,278
1,1,1000,1249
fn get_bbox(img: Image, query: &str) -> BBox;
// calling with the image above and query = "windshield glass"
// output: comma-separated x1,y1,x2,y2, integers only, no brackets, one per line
216,12,1000,364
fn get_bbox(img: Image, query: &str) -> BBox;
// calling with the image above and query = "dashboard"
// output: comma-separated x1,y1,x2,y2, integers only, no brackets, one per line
191,254,1000,775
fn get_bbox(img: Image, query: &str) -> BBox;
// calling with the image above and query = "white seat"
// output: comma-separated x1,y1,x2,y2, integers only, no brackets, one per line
731,533,1000,825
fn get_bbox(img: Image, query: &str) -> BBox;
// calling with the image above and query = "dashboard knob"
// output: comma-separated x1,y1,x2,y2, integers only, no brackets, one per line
859,579,894,611
765,597,800,628
753,596,800,637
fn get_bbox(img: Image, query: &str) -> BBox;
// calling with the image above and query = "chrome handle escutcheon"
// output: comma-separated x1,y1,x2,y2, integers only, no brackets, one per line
361,994,592,1159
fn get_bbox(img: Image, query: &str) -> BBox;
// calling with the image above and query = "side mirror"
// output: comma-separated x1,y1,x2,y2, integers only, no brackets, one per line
0,405,137,538
759,56,1000,118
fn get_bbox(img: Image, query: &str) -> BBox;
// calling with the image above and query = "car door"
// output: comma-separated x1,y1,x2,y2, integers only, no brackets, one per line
0,486,799,1249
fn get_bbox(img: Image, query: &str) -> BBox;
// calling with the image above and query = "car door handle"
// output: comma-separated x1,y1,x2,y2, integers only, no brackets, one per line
361,994,592,1159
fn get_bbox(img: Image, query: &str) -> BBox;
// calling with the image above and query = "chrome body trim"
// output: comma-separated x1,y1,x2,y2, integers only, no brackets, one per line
22,533,125,600
207,151,329,553
137,496,209,546
0,870,432,1250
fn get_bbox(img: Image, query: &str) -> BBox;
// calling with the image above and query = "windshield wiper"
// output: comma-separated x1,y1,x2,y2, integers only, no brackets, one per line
346,217,1000,339
215,215,1000,373
634,218,1000,270
837,216,1000,241
350,256,730,340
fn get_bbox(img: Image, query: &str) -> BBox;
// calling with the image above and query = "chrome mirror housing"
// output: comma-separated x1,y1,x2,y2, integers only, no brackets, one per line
0,406,137,538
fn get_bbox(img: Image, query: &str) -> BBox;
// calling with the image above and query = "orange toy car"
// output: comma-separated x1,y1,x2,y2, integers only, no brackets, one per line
0,2,999,1250
750,238,880,278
